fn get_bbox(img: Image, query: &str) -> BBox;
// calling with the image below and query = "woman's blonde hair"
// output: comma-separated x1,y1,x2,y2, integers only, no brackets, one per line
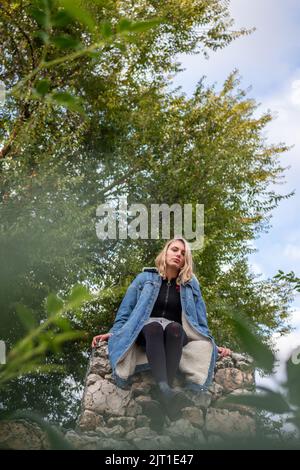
155,236,194,285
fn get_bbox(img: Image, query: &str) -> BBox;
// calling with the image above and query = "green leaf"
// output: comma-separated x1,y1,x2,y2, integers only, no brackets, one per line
33,30,49,44
116,18,163,35
114,42,126,53
45,293,64,316
49,92,86,117
230,310,275,373
0,363,65,387
127,18,163,33
53,316,71,331
35,79,50,96
222,390,291,414
51,35,82,50
116,18,132,33
65,284,92,310
100,21,113,38
52,330,85,346
285,352,300,406
29,7,49,29
86,51,100,59
52,10,73,27
57,0,95,32
15,304,37,331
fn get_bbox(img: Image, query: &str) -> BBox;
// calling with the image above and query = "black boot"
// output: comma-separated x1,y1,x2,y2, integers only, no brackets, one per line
158,381,174,397
157,381,192,421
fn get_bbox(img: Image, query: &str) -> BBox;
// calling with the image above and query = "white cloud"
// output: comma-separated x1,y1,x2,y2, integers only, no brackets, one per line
283,244,300,262
290,80,300,107
247,72,300,279
172,0,300,97
285,230,300,244
259,75,300,161
248,261,265,278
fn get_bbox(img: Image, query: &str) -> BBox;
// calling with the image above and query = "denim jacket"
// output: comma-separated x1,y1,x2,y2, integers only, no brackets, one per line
107,268,218,391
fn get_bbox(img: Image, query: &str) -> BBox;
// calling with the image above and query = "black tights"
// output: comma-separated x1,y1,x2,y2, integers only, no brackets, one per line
135,322,189,387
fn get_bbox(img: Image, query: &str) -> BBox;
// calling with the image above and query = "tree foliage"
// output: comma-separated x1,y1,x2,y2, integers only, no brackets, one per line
0,0,296,424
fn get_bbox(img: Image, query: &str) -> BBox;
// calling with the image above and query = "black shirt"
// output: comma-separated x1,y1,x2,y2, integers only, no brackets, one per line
150,276,182,324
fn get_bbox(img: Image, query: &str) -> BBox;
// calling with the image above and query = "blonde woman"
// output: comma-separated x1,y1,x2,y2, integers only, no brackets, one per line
92,237,231,420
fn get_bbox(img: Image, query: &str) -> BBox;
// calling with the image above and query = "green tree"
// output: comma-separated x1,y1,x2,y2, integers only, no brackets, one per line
0,1,296,425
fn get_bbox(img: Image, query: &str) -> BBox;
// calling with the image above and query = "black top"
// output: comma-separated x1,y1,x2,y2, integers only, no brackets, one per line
150,276,182,324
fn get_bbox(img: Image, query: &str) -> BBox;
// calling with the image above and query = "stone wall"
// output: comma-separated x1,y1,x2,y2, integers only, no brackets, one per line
0,420,50,450
68,342,256,450
0,344,255,450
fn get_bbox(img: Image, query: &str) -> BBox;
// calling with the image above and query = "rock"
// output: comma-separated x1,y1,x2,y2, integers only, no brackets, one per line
65,430,99,450
86,373,101,386
208,382,224,400
98,438,128,450
0,420,50,450
106,416,136,432
125,427,158,440
135,395,154,404
185,390,212,409
165,418,199,441
131,381,152,396
181,407,205,428
214,368,254,392
101,425,126,438
134,396,165,429
133,435,173,450
195,429,207,446
137,371,154,385
93,343,108,357
215,356,235,369
235,361,252,372
77,410,105,431
206,408,256,437
231,353,253,364
206,434,225,445
214,388,256,416
136,415,151,427
84,378,132,416
65,430,135,450
125,400,143,417
89,356,111,376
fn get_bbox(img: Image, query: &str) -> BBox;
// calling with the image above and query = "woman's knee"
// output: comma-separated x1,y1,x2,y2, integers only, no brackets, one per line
165,322,184,339
143,321,164,338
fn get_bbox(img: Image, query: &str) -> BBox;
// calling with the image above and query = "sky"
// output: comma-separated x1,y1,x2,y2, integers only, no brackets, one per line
171,0,300,391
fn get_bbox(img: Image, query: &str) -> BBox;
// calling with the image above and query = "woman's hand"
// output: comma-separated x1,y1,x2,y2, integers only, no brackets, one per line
217,346,231,358
91,333,113,348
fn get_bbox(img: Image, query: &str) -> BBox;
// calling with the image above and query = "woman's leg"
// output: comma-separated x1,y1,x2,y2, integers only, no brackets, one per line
138,322,168,384
164,322,188,387
137,321,192,420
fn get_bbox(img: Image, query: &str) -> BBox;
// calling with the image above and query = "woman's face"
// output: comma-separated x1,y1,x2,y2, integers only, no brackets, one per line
166,241,186,271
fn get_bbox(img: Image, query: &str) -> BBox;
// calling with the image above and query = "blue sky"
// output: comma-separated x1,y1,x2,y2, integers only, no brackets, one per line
172,0,300,387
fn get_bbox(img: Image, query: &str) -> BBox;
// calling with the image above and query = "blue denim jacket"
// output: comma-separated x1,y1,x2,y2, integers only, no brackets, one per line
108,268,218,390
